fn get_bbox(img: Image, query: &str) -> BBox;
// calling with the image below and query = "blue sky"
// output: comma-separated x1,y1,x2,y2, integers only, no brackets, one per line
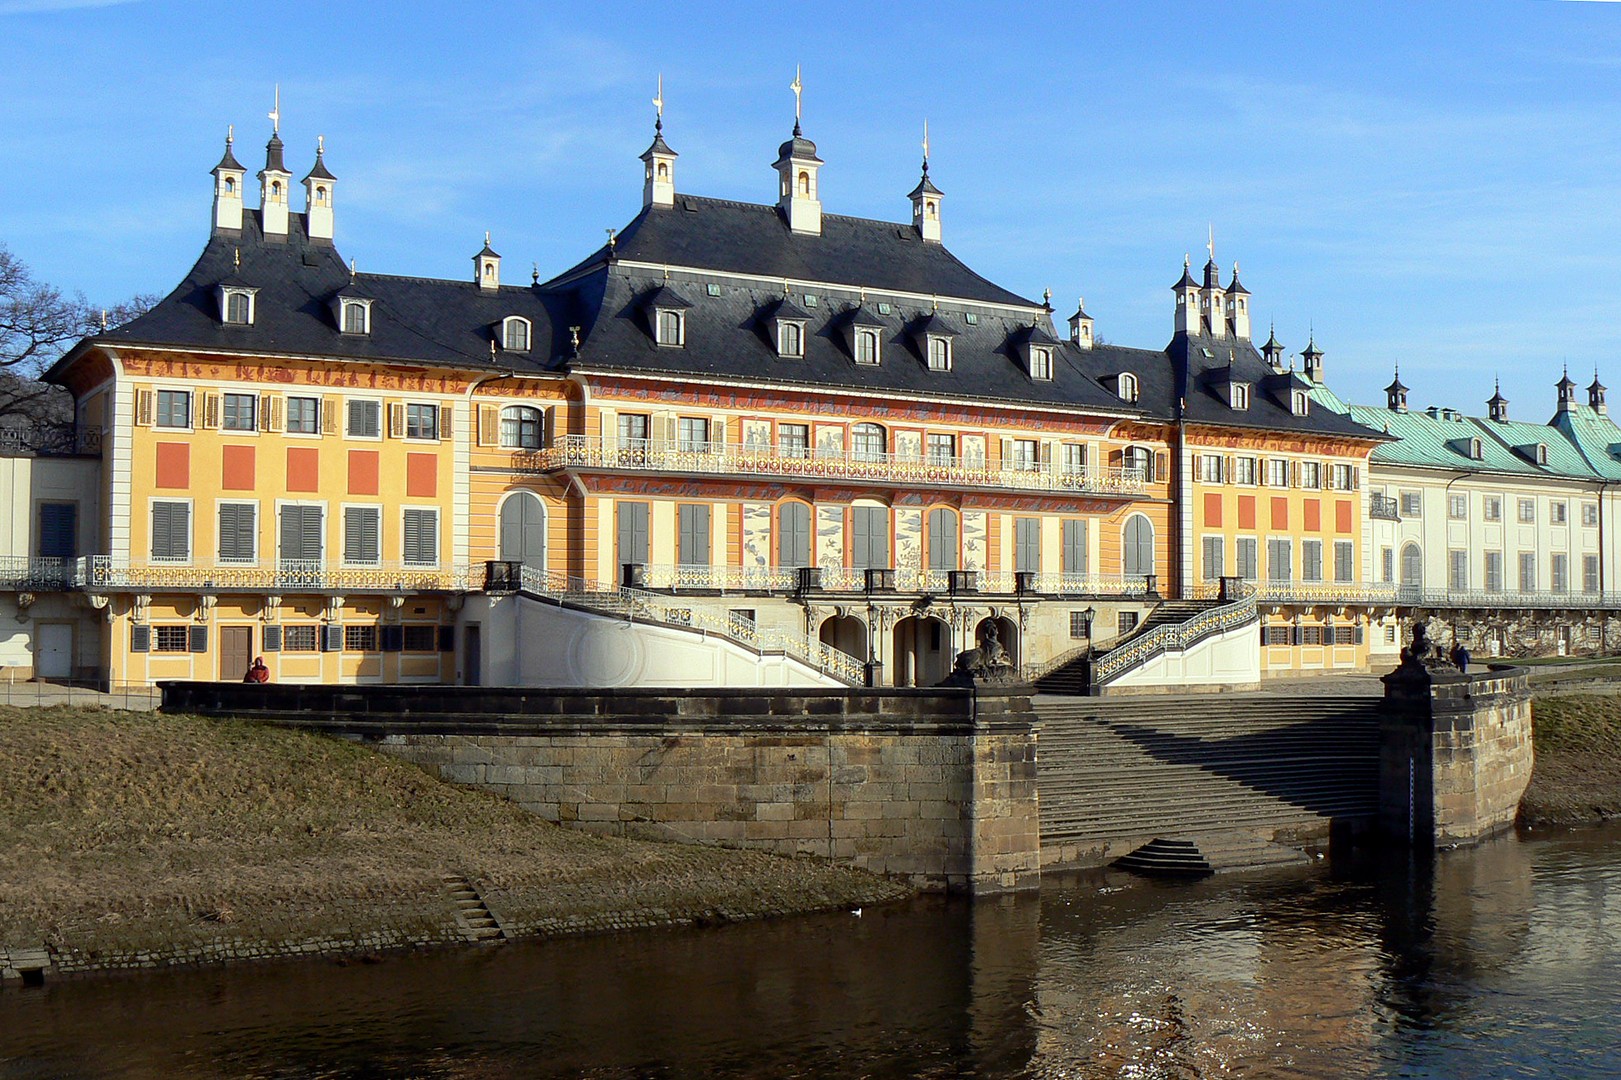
3,0,1620,417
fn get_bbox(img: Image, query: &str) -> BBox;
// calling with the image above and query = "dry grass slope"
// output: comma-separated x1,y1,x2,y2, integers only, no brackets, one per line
1521,695,1621,826
0,706,908,959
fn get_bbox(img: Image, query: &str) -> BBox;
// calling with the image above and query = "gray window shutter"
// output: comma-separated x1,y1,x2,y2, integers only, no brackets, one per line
618,502,649,566
130,625,150,652
152,502,189,560
189,625,208,653
37,503,77,559
262,625,281,652
380,625,403,652
779,502,810,569
322,624,342,652
928,509,958,571
851,506,870,569
345,507,380,564
1015,518,1041,573
1062,519,1087,574
404,509,436,565
679,505,710,566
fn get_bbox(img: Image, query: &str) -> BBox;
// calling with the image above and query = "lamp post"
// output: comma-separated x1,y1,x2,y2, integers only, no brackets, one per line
1081,605,1097,657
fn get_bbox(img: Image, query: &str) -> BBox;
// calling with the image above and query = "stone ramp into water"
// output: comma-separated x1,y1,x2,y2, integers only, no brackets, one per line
1111,832,1314,878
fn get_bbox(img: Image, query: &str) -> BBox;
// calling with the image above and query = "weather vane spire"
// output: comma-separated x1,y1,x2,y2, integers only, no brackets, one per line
922,118,930,167
268,84,281,135
790,64,803,130
1207,223,1214,263
653,73,664,130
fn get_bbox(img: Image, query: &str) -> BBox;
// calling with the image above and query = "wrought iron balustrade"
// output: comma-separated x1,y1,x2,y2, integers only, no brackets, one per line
1369,494,1400,521
77,556,474,592
0,556,78,589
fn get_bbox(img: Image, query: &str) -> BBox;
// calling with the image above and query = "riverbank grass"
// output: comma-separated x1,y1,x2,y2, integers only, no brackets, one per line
1522,695,1621,825
0,705,909,965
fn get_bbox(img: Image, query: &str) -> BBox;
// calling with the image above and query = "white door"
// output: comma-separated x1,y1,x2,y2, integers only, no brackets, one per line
36,623,72,680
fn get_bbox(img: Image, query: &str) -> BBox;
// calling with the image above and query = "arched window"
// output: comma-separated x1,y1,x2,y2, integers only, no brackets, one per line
500,405,544,449
1118,372,1138,402
1400,543,1423,587
226,291,252,324
855,329,879,365
798,171,810,195
1123,513,1155,578
1123,445,1153,482
656,309,684,346
271,180,282,198
777,501,811,569
852,423,886,462
224,177,235,193
927,337,952,371
778,321,804,358
926,507,959,571
315,185,328,205
341,300,368,335
657,162,668,179
503,317,531,352
498,491,546,567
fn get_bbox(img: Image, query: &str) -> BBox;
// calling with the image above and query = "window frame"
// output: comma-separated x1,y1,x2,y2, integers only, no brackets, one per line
285,395,320,436
499,405,545,450
926,335,952,372
346,398,382,440
405,402,439,441
216,500,259,565
149,498,193,563
341,298,371,335
222,392,257,432
402,507,439,567
854,329,880,366
655,308,685,347
155,389,192,430
502,316,531,352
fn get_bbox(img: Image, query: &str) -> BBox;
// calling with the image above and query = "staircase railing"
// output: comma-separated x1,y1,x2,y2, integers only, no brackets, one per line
1090,585,1259,687
506,565,866,686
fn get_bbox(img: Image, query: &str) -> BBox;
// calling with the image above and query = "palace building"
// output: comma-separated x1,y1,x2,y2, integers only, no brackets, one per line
16,86,1566,692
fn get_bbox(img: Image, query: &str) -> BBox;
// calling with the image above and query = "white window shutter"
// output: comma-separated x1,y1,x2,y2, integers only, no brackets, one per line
321,398,339,436
135,389,154,427
387,402,405,439
478,404,498,446
439,405,454,439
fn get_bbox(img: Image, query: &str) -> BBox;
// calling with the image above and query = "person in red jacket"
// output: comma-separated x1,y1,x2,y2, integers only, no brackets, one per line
243,657,270,683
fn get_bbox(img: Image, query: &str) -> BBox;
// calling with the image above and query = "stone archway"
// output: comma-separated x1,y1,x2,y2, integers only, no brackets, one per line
974,616,1019,670
892,614,952,687
819,615,868,664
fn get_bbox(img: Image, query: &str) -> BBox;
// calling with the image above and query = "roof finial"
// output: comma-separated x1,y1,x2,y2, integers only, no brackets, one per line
653,73,665,133
233,247,240,270
790,64,803,134
1042,286,1052,310
570,326,582,352
268,84,281,135
605,227,616,255
317,134,325,156
99,308,108,330
1233,260,1240,277
532,261,539,285
485,230,491,247
1207,224,1214,263
931,295,939,313
349,258,356,280
227,123,234,145
921,118,930,173
1184,252,1191,269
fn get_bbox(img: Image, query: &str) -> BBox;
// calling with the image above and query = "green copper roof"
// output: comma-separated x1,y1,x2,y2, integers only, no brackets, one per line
1550,404,1621,481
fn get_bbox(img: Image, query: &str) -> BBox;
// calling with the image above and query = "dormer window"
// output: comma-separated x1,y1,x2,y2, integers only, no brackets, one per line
1117,372,1139,403
855,329,879,365
657,309,685,346
1291,390,1309,416
219,285,257,326
1030,346,1053,381
927,336,952,371
502,316,531,352
340,298,371,335
1230,384,1250,410
1470,437,1483,460
778,320,805,358
1537,444,1549,465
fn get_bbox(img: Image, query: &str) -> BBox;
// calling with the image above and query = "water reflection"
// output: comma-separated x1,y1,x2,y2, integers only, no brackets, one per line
5,826,1621,1078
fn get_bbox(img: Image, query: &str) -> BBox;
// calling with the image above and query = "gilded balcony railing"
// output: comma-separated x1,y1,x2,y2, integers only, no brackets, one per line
525,435,1148,497
75,556,474,592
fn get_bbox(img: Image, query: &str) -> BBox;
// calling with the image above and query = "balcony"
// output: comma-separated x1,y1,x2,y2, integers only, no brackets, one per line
522,436,1149,498
0,557,80,590
634,563,1155,598
0,423,102,457
71,556,475,593
1369,494,1400,521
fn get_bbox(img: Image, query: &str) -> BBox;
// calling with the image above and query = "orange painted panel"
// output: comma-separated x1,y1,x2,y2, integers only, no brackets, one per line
1238,495,1256,530
286,447,320,493
221,445,256,490
348,450,380,495
154,442,189,489
1271,497,1289,531
1336,499,1353,533
406,453,438,498
1203,492,1222,528
1304,499,1321,532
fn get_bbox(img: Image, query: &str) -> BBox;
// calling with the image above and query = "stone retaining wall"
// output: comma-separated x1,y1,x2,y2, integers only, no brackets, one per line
161,682,1043,893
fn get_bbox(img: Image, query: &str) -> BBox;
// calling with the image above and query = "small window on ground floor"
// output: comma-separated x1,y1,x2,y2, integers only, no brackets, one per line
402,624,439,652
344,624,378,651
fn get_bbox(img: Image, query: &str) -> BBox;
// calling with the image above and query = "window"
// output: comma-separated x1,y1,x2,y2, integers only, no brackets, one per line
855,329,879,365
927,433,956,465
963,312,978,325
283,625,319,652
344,624,378,652
1381,547,1394,583
778,423,809,458
156,390,191,429
502,317,531,352
1449,550,1468,591
677,417,711,453
1300,462,1321,490
1448,494,1468,520
1266,538,1292,582
1291,391,1309,416
347,400,380,438
1008,439,1039,472
1303,540,1323,582
1117,372,1138,402
154,626,191,652
1030,346,1053,381
1518,498,1536,524
406,403,438,440
850,505,890,569
1268,459,1289,487
402,625,438,652
1236,537,1259,581
500,406,544,449
223,393,257,431
1264,625,1291,647
1301,626,1324,646
618,413,650,450
1230,384,1250,410
36,503,77,559
1119,611,1139,634
927,337,952,371
1334,625,1356,646
286,396,319,434
1519,552,1536,591
1330,464,1355,491
341,300,369,335
1062,519,1087,574
1468,438,1483,460
656,309,685,346
1062,444,1086,474
852,424,886,462
1200,455,1224,484
617,501,650,566
1584,502,1600,527
778,501,811,569
279,505,323,564
217,502,257,563
1400,491,1421,516
1485,551,1504,592
1586,554,1601,593
778,321,805,358
1124,446,1154,482
927,507,959,571
1070,611,1092,638
1401,544,1422,586
1202,536,1225,581
403,508,438,566
1335,540,1354,582
1552,502,1568,525
678,504,711,567
1552,553,1568,593
1123,514,1154,578
151,501,190,561
1014,517,1041,574
224,290,254,324
1484,496,1502,522
1231,457,1256,485
344,506,381,565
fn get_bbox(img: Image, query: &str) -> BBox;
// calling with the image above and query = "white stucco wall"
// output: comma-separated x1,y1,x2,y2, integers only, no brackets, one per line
1107,619,1260,690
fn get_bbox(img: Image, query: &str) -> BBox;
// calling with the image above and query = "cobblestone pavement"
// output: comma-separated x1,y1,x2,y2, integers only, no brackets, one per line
0,680,158,711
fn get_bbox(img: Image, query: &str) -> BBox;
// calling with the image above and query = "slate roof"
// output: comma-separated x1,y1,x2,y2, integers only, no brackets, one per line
53,213,563,375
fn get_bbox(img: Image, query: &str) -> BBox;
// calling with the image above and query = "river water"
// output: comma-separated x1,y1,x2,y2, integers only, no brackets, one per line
5,824,1621,1078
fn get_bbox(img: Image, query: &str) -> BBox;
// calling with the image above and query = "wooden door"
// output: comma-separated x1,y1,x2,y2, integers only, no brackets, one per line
220,625,252,682
35,623,72,680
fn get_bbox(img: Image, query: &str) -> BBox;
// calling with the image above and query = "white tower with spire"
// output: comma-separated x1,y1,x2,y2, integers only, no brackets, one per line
641,75,678,209
258,87,292,237
1199,228,1226,339
774,66,823,235
908,121,942,243
475,233,501,290
1226,262,1251,340
302,135,336,242
211,127,245,232
1173,254,1201,335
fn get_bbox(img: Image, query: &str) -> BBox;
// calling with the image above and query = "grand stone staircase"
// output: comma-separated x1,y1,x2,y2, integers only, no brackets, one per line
1034,693,1384,869
1033,600,1218,694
